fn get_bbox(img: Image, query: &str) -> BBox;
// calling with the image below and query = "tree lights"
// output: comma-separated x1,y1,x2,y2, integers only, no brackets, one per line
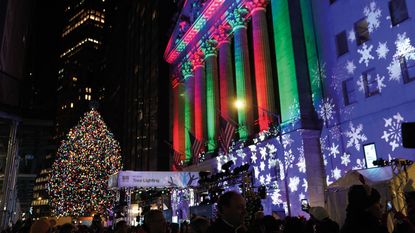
49,109,122,217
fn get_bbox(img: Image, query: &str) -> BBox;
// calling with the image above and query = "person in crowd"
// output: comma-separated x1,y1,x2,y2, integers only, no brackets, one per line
190,216,210,233
143,210,167,233
60,223,76,233
207,191,248,233
30,219,51,233
90,214,105,233
282,217,306,233
308,206,339,233
114,220,129,233
340,184,388,233
262,215,282,233
393,189,415,233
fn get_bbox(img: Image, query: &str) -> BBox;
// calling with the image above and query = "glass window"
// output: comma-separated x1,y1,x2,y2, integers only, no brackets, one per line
400,56,415,83
336,31,348,56
362,69,379,97
354,18,370,45
342,78,357,105
389,0,409,26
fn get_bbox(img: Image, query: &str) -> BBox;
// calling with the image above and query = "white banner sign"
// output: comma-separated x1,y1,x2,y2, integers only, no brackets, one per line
108,171,199,189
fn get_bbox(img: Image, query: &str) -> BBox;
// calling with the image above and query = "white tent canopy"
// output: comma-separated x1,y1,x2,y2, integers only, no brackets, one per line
326,164,415,228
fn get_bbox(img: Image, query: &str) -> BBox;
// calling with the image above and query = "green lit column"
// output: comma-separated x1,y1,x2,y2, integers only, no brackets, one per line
228,8,255,138
181,60,194,160
202,39,219,151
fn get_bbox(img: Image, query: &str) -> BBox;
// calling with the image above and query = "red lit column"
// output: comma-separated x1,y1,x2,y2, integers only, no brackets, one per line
214,24,237,125
191,50,207,141
229,8,255,138
247,0,276,131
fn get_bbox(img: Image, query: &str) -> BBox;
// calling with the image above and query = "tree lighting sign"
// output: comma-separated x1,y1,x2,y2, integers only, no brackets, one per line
109,171,199,189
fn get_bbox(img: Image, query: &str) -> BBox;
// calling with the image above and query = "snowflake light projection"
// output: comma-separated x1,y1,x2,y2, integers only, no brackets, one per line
329,125,342,141
317,98,336,125
376,74,386,92
348,30,356,44
345,60,356,74
284,149,294,169
357,76,365,93
381,112,404,151
353,159,366,170
332,167,342,180
345,122,367,151
311,62,326,88
328,143,340,159
341,153,351,166
387,59,401,82
376,42,389,59
49,109,122,217
363,1,381,33
288,176,300,192
394,32,415,60
287,98,300,127
358,43,374,67
296,146,306,173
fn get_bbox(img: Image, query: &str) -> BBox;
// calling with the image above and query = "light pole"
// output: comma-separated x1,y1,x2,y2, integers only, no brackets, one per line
233,99,292,216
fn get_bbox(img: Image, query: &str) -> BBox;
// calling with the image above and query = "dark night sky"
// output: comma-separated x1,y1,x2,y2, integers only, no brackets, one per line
26,0,62,118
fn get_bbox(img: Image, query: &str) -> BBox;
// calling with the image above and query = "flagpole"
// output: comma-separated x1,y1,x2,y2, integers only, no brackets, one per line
163,140,192,160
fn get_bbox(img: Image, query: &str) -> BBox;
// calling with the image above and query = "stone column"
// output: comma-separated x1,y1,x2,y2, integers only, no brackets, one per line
228,8,255,138
214,24,236,125
191,50,207,141
181,61,194,158
247,0,276,131
202,39,219,151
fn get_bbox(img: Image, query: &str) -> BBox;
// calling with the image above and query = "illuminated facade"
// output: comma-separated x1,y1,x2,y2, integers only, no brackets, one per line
56,0,106,137
166,0,415,216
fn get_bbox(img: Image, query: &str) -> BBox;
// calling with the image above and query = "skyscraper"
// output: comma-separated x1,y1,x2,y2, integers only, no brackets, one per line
56,0,106,137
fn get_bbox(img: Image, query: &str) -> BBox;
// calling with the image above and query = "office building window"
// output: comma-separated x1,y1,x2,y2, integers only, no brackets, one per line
389,0,409,26
342,78,357,105
354,18,370,45
336,31,349,56
400,56,415,83
362,69,379,97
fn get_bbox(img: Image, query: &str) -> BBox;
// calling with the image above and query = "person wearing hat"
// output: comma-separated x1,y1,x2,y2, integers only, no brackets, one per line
340,185,388,233
30,219,51,233
308,206,339,233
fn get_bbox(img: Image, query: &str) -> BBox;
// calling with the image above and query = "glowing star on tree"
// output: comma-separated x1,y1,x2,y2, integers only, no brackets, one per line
49,109,122,217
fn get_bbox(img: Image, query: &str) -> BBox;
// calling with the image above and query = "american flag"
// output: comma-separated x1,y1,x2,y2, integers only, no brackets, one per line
173,149,183,167
189,132,204,163
218,115,236,154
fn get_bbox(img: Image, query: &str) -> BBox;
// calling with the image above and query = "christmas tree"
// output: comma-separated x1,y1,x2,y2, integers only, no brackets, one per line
49,109,122,217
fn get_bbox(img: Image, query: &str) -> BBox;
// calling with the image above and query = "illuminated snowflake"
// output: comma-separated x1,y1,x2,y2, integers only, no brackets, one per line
381,112,404,151
394,32,415,60
302,178,308,192
345,122,367,151
266,174,272,184
346,60,356,74
320,136,329,151
353,159,366,170
322,153,328,166
260,161,266,171
277,159,285,180
348,28,355,42
268,159,278,169
236,149,246,160
311,63,326,88
357,76,365,93
341,152,351,166
376,42,389,59
318,98,336,124
387,59,401,82
376,74,386,93
329,143,340,158
266,143,277,155
288,176,300,192
329,125,342,141
332,167,342,180
251,151,258,163
271,189,283,205
253,166,260,179
282,134,294,149
259,175,265,185
284,149,294,169
296,149,306,173
287,98,300,126
326,176,333,186
358,43,374,67
259,147,267,161
363,2,381,33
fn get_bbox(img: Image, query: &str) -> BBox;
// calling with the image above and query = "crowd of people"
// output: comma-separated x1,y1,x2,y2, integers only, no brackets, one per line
3,184,415,233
